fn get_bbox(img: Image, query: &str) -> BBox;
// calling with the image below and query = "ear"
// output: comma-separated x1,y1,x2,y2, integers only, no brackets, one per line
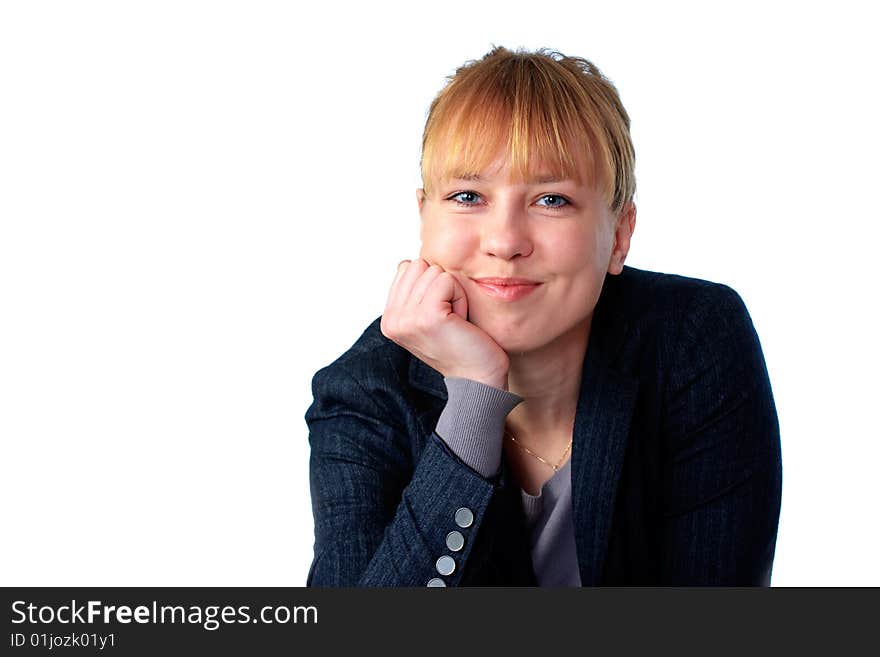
416,188,426,213
608,202,636,275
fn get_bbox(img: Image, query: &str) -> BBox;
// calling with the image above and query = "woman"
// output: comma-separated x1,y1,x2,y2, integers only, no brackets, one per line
305,46,782,586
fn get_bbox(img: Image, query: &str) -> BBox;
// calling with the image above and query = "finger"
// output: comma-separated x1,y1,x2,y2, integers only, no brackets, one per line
409,264,444,306
423,271,468,320
391,258,429,310
449,274,469,320
387,258,421,310
385,259,411,309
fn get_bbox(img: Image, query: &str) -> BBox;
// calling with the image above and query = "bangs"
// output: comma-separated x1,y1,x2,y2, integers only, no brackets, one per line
420,54,614,202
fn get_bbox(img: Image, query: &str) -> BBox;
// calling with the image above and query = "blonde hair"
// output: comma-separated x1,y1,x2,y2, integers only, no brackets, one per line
420,46,635,215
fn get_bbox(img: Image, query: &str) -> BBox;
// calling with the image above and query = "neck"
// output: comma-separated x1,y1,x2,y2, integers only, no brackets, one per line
505,314,592,435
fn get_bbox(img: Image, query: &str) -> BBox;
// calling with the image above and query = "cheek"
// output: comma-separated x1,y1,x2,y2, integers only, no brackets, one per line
419,221,475,265
542,230,598,270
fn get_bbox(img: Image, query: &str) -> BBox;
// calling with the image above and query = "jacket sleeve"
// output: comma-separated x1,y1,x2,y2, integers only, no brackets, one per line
305,361,506,587
659,283,783,585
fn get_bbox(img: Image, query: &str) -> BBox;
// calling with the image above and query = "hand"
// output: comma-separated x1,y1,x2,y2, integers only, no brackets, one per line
380,259,510,390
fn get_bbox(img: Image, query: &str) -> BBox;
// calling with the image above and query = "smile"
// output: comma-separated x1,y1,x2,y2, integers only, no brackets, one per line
472,281,542,302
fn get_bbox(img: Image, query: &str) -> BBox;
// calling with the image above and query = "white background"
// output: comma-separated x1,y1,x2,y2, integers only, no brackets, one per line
1,1,877,586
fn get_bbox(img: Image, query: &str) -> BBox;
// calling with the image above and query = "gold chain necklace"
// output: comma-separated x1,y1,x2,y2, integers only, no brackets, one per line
504,428,573,473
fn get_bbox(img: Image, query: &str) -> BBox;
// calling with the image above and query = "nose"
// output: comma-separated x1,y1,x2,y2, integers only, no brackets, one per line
480,198,534,260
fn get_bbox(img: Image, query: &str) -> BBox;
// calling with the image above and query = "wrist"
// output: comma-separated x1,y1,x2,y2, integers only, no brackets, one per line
447,368,509,391
475,373,509,390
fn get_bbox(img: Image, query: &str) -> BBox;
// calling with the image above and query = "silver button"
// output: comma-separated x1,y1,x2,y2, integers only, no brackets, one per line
454,507,474,528
446,530,465,552
426,577,446,587
436,555,456,576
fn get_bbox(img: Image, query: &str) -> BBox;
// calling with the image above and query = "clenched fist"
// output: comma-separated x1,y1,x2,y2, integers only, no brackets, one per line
380,259,510,390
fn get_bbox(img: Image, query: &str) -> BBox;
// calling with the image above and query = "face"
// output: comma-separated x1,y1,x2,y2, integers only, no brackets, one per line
417,149,635,355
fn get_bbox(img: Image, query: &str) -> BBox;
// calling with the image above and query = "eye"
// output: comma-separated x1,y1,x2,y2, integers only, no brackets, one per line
447,191,482,207
535,194,571,210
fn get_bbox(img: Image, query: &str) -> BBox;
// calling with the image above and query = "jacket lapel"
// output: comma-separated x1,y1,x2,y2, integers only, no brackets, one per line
570,271,639,585
571,328,639,585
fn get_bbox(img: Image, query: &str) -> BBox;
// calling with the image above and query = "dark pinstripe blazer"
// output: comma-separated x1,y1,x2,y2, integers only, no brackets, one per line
305,265,782,586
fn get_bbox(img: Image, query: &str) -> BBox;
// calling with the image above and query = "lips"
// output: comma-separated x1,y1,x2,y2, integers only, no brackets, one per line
472,277,541,286
471,277,542,302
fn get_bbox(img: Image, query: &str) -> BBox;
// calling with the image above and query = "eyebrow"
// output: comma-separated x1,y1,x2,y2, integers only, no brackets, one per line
451,173,569,184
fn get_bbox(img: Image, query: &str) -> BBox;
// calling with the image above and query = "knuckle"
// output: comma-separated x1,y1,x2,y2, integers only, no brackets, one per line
434,271,454,288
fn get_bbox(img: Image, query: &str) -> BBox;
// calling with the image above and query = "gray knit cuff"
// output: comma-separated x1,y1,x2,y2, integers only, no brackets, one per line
435,376,524,478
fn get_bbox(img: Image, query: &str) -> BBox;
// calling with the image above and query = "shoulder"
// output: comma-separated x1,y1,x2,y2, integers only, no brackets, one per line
596,266,760,373
607,265,748,324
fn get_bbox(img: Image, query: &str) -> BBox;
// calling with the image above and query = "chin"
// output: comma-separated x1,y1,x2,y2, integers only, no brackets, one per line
475,319,547,355
475,308,592,357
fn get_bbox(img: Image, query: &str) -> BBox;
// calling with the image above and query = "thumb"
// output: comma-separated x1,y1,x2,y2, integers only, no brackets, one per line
449,274,469,321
